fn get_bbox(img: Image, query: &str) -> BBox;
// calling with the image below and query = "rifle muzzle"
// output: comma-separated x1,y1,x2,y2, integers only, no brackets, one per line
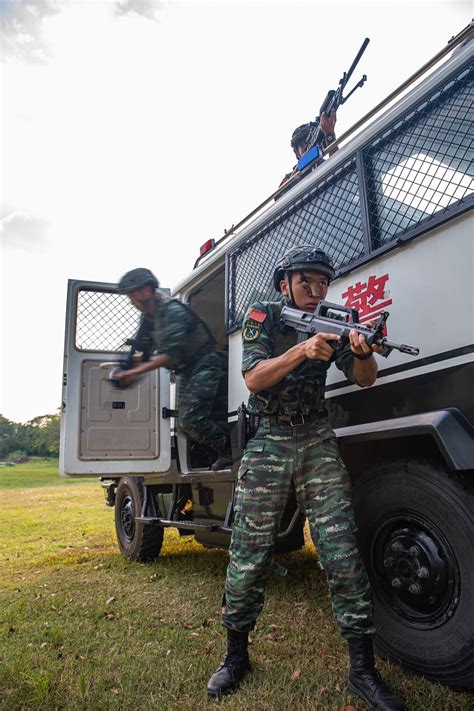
384,340,420,356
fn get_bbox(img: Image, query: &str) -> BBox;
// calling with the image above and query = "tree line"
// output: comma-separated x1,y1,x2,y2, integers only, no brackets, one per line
0,413,60,460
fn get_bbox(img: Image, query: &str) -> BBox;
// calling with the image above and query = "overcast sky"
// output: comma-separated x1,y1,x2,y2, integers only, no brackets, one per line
1,0,470,423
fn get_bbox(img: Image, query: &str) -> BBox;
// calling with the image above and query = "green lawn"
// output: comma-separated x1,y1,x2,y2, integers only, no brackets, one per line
0,461,471,710
0,458,92,489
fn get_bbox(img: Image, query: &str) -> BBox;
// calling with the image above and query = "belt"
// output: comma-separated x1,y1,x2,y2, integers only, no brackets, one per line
257,411,322,428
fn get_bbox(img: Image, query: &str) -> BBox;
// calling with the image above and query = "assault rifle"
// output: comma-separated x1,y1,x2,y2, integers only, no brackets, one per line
280,301,419,358
103,315,154,388
297,37,370,171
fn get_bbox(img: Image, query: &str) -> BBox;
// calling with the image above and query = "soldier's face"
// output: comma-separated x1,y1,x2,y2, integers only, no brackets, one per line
294,142,307,159
281,270,329,312
128,286,155,313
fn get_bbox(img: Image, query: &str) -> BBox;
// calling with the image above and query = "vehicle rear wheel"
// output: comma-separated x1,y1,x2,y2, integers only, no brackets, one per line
352,460,474,691
114,477,164,561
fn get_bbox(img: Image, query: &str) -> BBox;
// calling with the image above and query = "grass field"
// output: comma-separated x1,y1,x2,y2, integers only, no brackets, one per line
0,460,472,710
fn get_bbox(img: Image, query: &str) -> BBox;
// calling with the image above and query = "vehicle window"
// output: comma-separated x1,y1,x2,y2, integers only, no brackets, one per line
364,64,473,248
227,160,364,332
75,289,140,353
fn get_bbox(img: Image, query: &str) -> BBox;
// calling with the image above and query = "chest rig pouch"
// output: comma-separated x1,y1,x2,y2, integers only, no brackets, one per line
267,314,330,417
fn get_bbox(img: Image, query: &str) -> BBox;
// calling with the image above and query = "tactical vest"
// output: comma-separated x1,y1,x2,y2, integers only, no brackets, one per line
151,294,215,373
247,301,331,418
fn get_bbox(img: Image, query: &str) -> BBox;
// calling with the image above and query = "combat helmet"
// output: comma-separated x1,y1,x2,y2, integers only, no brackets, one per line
290,122,317,150
273,245,335,292
117,268,159,294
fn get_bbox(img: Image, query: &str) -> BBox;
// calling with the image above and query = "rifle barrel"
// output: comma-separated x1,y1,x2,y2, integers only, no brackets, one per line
383,339,419,356
344,37,370,86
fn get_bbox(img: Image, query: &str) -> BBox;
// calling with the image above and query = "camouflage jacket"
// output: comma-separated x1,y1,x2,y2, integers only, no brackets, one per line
241,299,356,418
145,293,215,374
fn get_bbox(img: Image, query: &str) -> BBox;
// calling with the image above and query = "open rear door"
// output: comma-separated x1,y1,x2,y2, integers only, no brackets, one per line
60,280,171,477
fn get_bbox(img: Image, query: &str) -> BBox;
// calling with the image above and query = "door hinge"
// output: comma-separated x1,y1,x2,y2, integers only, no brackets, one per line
162,407,179,419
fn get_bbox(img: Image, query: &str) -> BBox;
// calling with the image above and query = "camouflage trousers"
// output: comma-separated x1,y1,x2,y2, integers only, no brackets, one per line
177,351,229,455
223,418,375,638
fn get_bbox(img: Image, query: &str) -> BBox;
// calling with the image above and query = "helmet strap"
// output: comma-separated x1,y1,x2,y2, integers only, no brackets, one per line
287,272,297,308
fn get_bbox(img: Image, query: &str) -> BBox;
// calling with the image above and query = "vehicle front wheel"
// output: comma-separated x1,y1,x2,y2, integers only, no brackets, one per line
352,460,474,691
114,477,164,561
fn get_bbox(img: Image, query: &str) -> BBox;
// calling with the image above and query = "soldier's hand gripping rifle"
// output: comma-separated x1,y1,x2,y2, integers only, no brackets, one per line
281,300,419,358
102,315,154,388
297,38,370,171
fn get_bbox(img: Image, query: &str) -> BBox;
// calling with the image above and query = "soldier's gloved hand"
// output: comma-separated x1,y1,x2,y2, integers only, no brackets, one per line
304,332,341,361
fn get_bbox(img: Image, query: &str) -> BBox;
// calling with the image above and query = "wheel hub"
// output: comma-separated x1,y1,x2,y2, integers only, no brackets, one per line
120,495,136,541
371,514,459,628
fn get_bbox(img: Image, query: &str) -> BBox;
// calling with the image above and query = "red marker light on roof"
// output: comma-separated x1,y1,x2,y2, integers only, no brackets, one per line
199,239,215,257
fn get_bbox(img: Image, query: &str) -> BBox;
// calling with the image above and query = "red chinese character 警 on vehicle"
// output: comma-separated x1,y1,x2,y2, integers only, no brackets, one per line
341,274,393,323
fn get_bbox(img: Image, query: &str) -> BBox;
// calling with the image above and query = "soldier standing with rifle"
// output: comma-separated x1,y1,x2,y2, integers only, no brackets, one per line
114,268,232,471
206,246,407,710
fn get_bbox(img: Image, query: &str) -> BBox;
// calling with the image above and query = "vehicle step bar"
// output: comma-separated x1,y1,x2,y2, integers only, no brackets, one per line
136,516,224,531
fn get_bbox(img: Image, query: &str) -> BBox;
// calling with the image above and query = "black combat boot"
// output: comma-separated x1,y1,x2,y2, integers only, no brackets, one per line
211,450,233,471
348,636,407,710
207,629,251,697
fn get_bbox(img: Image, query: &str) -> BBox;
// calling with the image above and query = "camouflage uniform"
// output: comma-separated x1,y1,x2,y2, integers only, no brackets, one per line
149,292,229,456
222,299,375,638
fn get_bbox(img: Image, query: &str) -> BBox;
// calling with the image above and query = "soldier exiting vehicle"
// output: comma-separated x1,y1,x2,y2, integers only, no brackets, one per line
115,268,232,471
207,246,407,710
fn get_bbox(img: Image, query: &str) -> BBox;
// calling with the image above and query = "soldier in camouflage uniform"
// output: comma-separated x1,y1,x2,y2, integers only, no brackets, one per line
280,110,338,187
207,247,406,710
115,268,231,471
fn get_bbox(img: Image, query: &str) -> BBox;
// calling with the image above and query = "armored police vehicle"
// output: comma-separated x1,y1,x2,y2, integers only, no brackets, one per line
60,26,473,691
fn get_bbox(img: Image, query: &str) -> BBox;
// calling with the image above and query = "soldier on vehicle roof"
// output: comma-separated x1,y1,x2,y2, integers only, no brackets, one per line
280,108,338,187
115,268,232,472
207,246,407,710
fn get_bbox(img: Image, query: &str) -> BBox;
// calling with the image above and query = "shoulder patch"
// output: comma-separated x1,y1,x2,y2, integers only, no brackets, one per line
247,309,267,323
242,322,262,342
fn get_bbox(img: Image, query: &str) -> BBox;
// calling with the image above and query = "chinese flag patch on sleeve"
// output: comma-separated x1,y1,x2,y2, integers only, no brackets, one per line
247,309,267,323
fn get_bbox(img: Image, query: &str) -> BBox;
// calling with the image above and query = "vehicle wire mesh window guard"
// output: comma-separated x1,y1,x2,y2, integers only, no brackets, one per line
227,62,472,333
227,161,364,331
75,290,140,352
364,63,473,247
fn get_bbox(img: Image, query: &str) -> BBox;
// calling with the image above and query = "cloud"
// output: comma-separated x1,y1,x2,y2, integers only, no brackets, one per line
114,0,168,23
0,206,48,249
0,0,60,63
0,0,167,65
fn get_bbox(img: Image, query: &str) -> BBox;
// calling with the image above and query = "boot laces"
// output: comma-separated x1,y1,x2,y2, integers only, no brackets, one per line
219,649,248,675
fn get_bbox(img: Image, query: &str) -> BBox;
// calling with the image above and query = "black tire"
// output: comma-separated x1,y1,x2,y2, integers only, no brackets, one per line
114,477,164,561
352,460,474,691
